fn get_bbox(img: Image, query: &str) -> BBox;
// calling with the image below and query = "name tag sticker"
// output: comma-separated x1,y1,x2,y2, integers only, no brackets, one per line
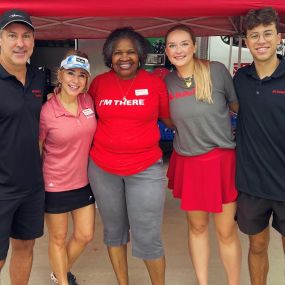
82,108,94,116
135,89,149,96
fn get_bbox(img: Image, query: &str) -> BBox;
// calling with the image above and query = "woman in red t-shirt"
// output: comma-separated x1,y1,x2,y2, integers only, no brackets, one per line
88,27,171,285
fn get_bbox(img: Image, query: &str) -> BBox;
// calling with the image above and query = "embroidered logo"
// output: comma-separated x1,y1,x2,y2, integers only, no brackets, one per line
9,14,24,19
32,90,42,98
169,88,196,101
272,89,285,95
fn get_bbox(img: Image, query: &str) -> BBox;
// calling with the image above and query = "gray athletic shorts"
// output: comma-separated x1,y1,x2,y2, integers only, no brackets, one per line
88,159,166,260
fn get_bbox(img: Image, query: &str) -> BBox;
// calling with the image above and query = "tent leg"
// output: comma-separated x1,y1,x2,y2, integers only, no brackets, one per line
228,36,233,73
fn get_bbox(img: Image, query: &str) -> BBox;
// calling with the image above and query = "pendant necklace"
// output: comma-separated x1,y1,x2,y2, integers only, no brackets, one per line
116,75,136,101
177,71,194,88
183,75,194,88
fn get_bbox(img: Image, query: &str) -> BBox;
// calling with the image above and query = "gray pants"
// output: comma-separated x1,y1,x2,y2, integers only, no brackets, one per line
88,159,166,260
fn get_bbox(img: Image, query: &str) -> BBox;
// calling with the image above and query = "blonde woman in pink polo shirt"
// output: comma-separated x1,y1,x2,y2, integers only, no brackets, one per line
39,50,97,285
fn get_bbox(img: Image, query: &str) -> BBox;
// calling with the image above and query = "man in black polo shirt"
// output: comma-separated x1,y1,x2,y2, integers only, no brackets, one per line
234,7,285,285
0,9,45,285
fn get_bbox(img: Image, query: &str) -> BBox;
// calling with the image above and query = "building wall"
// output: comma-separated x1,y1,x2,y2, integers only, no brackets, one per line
78,39,109,80
30,36,258,88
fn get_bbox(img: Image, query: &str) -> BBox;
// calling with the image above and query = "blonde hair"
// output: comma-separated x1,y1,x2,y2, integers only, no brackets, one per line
193,57,213,104
165,24,213,104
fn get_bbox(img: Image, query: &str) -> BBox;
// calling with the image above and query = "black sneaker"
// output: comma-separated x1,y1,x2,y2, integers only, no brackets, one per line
67,272,79,285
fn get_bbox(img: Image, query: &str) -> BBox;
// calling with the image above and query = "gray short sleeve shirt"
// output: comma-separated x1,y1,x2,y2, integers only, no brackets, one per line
165,61,237,156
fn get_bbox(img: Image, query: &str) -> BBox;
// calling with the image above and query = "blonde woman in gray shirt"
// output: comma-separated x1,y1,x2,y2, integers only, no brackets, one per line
164,24,241,285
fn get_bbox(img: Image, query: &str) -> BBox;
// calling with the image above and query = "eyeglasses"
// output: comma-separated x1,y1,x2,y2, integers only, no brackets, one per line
246,31,276,42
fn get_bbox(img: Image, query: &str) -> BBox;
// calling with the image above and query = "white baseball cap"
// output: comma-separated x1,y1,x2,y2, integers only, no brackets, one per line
60,55,91,75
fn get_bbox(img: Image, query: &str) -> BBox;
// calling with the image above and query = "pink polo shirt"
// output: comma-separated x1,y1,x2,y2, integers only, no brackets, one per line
39,93,97,192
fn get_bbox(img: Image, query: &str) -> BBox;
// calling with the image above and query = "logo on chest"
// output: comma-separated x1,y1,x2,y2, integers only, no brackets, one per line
32,89,42,98
99,98,145,106
272,89,285,95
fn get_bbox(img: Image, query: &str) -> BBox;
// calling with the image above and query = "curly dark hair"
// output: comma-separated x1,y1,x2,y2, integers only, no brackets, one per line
102,27,150,68
243,7,280,35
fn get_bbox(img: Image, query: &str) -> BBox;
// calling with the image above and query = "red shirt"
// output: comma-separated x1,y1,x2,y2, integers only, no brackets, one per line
89,69,170,175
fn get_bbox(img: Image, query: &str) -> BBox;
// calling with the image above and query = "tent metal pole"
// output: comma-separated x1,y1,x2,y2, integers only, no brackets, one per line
228,36,233,72
238,36,242,68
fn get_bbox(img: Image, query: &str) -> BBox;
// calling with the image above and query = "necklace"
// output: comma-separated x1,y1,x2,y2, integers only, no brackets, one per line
116,75,136,100
183,76,193,88
177,71,194,88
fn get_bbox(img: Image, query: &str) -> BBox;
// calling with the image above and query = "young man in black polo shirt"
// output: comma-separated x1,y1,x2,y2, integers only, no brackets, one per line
0,9,45,285
234,7,285,285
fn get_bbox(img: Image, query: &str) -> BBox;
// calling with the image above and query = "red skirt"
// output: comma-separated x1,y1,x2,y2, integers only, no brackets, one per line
167,148,237,213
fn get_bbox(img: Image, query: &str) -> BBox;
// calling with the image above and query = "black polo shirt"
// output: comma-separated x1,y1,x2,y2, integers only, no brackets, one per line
0,64,45,200
234,55,285,201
